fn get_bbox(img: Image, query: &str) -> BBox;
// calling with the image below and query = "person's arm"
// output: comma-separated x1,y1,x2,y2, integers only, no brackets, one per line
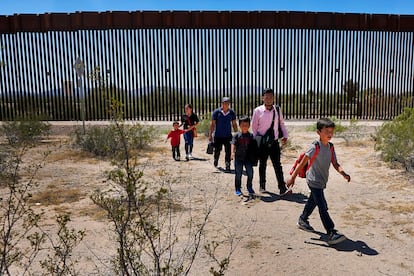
278,107,288,144
193,114,200,127
232,119,238,132
251,108,259,136
184,125,196,132
286,155,310,187
209,120,216,142
231,143,236,160
332,160,351,182
165,132,171,143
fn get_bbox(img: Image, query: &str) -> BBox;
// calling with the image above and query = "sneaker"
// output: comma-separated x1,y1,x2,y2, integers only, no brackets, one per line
297,217,314,232
188,153,193,159
174,157,180,161
327,231,346,245
247,188,255,194
225,162,231,171
214,159,218,167
235,190,242,196
259,187,266,193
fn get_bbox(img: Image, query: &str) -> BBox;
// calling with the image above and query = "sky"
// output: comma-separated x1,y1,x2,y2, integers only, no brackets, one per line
1,0,414,16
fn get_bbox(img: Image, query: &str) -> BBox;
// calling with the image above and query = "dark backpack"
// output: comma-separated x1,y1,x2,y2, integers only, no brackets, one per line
289,141,334,178
247,136,259,166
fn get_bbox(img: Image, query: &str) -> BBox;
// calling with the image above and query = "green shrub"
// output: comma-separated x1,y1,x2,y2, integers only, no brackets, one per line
1,116,50,147
74,123,156,158
196,114,211,137
304,116,347,133
375,108,414,172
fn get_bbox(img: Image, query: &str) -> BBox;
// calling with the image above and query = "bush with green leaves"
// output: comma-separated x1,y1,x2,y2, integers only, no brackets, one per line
0,117,83,275
195,114,211,137
1,116,50,147
375,108,414,172
74,123,156,158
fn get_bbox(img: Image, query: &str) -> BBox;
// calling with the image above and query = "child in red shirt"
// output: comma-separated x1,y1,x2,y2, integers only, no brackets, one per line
165,121,194,161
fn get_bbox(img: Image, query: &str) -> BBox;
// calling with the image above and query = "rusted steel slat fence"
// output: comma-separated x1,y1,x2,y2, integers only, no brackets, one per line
0,11,413,121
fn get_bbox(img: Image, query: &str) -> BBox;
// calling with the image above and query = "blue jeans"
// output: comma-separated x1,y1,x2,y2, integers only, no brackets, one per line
183,131,194,154
234,158,253,192
301,187,335,234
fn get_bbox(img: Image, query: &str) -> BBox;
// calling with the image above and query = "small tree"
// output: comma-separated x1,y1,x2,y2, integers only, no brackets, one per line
0,117,50,275
90,100,231,275
40,214,86,275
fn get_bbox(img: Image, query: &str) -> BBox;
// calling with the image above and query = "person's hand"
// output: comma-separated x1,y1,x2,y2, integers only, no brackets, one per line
286,177,294,188
342,172,351,182
230,153,235,160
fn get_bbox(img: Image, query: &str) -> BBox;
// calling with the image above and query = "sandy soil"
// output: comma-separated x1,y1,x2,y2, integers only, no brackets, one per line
8,122,414,275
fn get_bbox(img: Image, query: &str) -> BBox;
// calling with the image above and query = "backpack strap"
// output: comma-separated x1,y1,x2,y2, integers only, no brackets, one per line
275,105,281,127
306,141,320,172
328,142,335,164
307,141,335,172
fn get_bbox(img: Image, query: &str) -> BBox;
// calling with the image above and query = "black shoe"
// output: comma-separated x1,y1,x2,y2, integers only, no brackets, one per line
259,184,266,193
327,230,346,245
297,217,314,232
214,159,218,167
225,162,230,171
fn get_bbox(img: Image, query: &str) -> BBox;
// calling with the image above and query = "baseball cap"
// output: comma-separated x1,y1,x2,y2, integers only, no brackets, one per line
222,97,230,103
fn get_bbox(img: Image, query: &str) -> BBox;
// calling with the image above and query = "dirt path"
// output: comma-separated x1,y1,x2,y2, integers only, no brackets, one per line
12,122,414,275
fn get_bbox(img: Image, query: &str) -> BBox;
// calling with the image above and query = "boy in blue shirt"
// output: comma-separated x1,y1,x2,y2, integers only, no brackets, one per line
286,118,351,245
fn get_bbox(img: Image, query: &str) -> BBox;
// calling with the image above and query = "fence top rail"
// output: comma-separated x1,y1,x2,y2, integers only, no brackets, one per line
1,10,414,33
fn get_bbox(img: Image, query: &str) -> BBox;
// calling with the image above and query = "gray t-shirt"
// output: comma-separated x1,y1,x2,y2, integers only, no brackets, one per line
305,140,336,189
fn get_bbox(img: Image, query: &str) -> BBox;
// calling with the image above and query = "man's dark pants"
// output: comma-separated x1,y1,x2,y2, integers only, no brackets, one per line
213,136,232,166
258,140,285,191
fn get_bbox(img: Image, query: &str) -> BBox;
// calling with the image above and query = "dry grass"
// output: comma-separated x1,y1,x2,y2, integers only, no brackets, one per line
29,183,84,206
78,205,109,221
47,148,101,164
342,204,375,226
387,203,414,214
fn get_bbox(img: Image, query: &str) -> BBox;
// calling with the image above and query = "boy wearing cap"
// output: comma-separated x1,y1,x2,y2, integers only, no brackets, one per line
209,97,238,171
251,88,289,195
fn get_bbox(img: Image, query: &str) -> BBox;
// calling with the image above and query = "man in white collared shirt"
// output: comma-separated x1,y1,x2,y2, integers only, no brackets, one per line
251,88,288,195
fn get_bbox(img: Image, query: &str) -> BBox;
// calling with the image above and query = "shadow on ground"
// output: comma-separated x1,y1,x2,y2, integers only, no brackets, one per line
259,191,308,204
304,231,379,255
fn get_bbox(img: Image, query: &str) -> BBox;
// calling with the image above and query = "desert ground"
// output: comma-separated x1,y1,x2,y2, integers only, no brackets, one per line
8,120,414,275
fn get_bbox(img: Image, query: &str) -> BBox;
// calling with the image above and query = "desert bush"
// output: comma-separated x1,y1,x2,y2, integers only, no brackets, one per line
90,101,235,275
73,123,156,158
0,118,84,275
305,116,348,133
195,114,210,137
40,214,86,276
0,118,49,274
1,116,50,147
375,108,414,172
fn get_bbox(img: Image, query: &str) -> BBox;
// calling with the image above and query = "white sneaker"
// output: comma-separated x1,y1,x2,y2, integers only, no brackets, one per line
188,153,193,159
